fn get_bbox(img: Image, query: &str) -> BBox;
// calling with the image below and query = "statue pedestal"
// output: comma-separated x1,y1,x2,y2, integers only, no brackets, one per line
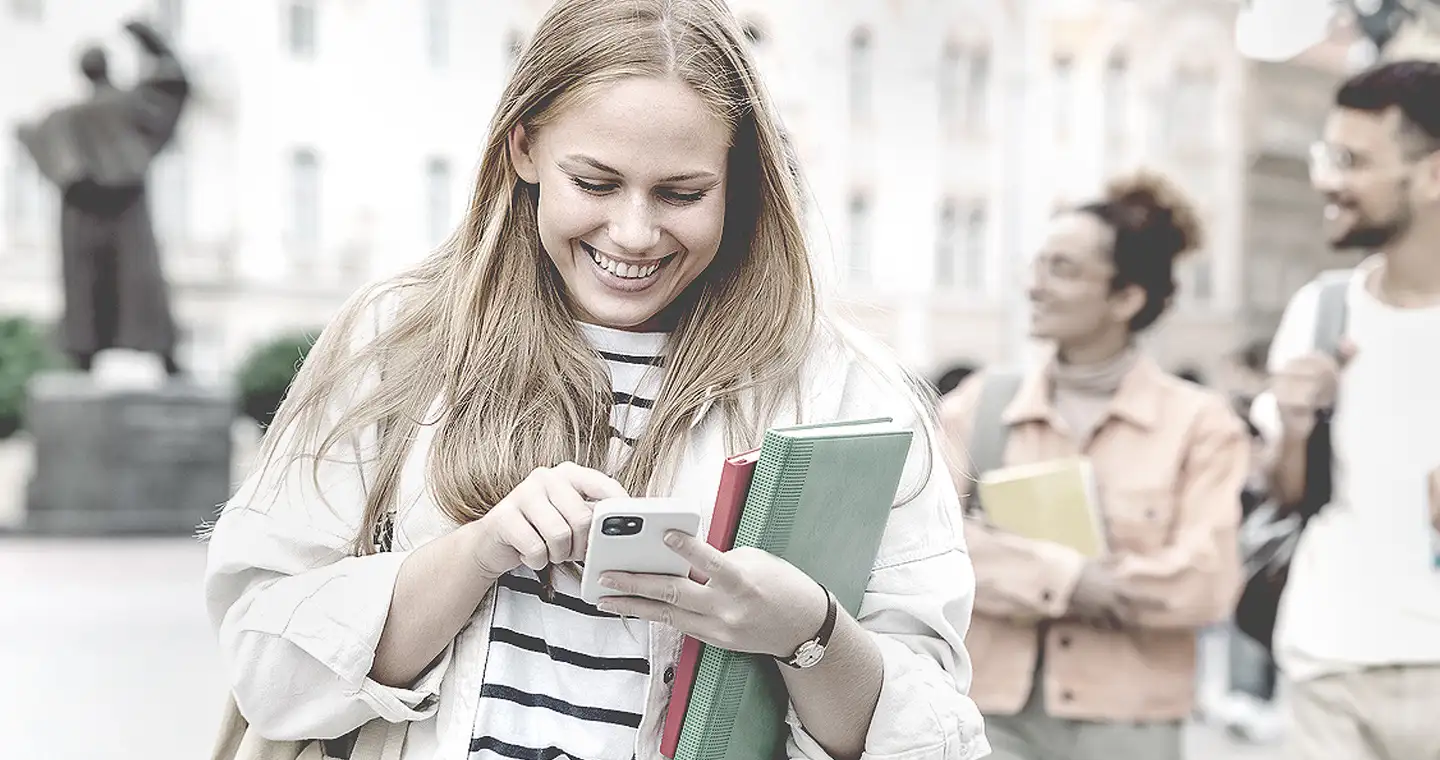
22,370,234,536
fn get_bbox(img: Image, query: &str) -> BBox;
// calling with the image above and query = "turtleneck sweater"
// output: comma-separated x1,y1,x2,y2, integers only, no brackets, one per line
1046,346,1139,444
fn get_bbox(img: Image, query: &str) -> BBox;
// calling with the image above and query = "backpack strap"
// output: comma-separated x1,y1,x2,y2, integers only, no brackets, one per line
1292,269,1350,524
1312,270,1350,356
965,370,1023,512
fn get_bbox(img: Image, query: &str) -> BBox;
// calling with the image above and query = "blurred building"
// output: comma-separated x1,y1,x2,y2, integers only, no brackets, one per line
0,0,1351,385
746,0,1254,378
1241,48,1353,341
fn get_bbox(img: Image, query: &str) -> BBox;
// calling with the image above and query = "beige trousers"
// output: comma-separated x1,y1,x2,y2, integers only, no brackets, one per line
983,676,1182,760
1286,665,1440,760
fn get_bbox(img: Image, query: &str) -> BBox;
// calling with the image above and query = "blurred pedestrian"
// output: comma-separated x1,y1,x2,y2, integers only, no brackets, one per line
1203,414,1285,744
1251,60,1440,760
940,171,1248,760
1180,339,1284,742
1234,339,1271,399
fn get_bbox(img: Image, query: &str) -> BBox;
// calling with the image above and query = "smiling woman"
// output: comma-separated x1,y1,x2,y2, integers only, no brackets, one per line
510,76,730,331
203,1,988,759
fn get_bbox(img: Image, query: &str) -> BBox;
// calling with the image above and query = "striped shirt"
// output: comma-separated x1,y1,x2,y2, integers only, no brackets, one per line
469,323,668,760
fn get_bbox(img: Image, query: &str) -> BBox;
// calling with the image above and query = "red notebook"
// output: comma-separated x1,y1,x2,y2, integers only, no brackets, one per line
660,447,761,758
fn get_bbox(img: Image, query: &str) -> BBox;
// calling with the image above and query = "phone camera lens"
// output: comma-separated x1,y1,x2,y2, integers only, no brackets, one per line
601,516,643,536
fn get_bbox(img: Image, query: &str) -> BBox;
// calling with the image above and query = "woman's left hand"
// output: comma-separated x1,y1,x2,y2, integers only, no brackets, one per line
595,530,829,659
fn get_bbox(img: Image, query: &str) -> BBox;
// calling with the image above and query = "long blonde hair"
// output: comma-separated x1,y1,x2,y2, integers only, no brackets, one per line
245,0,938,555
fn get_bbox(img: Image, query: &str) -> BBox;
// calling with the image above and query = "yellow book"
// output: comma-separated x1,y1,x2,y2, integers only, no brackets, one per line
976,457,1107,558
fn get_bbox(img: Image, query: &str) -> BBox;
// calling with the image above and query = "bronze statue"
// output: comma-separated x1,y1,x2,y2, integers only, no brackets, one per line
16,20,189,376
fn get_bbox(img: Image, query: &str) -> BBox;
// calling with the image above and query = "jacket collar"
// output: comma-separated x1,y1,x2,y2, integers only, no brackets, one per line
1001,351,1168,432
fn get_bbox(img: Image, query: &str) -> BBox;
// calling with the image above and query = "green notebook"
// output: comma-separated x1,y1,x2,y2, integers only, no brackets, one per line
675,417,914,760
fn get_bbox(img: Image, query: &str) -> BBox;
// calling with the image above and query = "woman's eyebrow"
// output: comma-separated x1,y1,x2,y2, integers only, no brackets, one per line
562,153,718,183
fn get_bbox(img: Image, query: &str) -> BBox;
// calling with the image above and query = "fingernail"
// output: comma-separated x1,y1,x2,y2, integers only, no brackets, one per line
596,601,615,613
664,531,682,547
600,574,617,589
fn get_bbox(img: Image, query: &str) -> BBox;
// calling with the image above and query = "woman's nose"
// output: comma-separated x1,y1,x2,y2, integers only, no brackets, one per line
607,195,661,253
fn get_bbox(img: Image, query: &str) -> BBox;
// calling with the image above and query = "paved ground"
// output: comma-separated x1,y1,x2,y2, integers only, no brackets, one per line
0,538,1284,759
0,538,224,760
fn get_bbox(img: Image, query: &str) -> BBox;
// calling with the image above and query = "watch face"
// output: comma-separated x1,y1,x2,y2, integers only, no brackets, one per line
793,640,825,668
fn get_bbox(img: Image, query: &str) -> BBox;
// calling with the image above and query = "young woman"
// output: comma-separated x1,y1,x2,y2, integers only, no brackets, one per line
939,173,1249,760
203,1,988,759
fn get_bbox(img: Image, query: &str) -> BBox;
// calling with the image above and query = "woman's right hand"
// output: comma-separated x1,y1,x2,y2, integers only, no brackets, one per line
470,462,628,580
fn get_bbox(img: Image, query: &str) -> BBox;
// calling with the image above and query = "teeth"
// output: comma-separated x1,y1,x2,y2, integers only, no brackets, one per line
586,244,662,279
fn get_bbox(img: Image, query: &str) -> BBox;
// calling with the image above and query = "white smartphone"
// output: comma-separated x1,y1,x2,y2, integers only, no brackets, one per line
579,497,703,605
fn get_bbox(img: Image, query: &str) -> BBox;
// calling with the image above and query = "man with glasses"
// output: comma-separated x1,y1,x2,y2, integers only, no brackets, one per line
1253,60,1440,759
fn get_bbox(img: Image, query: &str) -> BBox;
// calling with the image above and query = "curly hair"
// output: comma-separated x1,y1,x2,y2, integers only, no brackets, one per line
1077,170,1204,332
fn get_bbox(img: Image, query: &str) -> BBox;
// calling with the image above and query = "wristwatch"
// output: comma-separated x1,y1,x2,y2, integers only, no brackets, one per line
778,584,837,669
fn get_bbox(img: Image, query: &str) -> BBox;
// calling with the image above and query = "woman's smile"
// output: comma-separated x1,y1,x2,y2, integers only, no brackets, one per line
579,240,675,293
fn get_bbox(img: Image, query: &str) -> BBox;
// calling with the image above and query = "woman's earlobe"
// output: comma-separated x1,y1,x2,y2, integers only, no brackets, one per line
509,124,541,184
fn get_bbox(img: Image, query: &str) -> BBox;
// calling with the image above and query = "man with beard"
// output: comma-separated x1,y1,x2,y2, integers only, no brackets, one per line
1252,60,1440,759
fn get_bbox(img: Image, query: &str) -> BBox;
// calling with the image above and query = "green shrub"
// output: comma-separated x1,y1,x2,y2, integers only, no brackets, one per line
236,331,318,428
0,316,65,439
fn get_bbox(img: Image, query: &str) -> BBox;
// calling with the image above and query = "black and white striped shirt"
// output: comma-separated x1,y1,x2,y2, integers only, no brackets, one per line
469,323,667,760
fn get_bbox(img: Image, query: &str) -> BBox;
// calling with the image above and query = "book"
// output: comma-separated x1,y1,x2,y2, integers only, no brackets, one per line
660,447,761,759
976,457,1107,557
675,417,913,760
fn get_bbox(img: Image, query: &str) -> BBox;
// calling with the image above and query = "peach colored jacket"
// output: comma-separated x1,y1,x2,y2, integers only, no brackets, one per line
938,356,1248,721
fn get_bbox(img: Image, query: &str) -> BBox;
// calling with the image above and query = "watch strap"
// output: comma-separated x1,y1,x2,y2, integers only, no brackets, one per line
815,585,837,644
779,583,837,668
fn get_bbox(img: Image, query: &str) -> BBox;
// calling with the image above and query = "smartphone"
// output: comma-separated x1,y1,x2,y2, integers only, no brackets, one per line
580,497,703,605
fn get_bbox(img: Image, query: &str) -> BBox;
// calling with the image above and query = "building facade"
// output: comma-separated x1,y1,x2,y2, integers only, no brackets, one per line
0,0,1346,386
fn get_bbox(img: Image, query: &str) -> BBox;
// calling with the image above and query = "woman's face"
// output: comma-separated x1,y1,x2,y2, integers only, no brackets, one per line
510,76,731,332
1027,211,1139,345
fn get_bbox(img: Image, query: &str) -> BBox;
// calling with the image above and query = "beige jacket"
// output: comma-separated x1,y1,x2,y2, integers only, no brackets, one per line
939,356,1248,721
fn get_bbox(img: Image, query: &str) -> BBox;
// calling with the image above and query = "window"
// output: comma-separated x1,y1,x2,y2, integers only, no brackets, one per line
10,0,42,21
426,0,448,69
506,29,525,74
847,192,870,283
939,43,961,128
848,29,872,125
941,45,992,135
936,199,987,291
964,49,990,133
1052,56,1074,136
425,157,452,247
287,0,316,58
288,148,321,268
